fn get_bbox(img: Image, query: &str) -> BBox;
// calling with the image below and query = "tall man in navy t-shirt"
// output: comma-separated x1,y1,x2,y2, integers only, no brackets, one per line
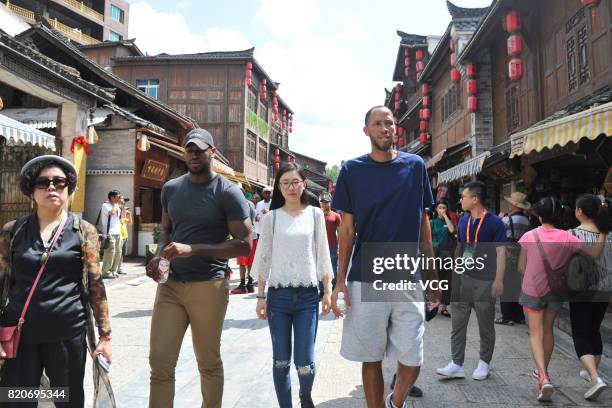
436,181,507,381
331,106,439,408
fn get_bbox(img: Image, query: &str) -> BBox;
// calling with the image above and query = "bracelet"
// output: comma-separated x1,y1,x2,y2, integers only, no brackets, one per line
256,296,266,299
99,332,112,341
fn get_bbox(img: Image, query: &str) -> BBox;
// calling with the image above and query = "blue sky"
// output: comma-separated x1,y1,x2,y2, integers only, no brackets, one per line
127,0,492,167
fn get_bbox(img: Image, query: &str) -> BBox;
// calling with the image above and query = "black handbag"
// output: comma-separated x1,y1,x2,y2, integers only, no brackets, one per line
95,210,112,254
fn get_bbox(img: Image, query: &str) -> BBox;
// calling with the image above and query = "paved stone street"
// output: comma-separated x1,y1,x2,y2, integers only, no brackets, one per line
81,260,612,407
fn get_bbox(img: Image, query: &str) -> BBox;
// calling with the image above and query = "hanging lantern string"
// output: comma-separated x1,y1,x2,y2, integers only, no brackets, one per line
70,136,91,156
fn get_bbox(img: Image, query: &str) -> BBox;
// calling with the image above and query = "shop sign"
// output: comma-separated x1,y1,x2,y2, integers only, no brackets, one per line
142,159,169,182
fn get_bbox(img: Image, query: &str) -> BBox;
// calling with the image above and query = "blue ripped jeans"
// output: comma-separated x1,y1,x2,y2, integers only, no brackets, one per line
267,286,319,408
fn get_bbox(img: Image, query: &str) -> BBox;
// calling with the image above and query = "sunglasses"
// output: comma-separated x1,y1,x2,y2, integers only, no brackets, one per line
33,176,68,190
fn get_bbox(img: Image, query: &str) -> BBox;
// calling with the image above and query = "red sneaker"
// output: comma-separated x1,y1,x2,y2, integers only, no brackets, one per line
230,285,247,294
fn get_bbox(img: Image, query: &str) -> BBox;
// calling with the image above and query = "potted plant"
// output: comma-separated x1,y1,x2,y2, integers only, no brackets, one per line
145,224,161,264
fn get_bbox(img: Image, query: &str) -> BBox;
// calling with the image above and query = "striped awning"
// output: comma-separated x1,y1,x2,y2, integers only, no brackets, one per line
510,101,612,157
437,151,490,185
0,113,56,150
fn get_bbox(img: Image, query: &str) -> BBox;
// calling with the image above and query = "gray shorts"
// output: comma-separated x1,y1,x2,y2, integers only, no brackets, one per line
340,281,425,366
519,292,563,312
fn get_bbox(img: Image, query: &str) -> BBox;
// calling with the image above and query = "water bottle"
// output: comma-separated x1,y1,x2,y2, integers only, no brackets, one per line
158,257,170,283
337,292,347,315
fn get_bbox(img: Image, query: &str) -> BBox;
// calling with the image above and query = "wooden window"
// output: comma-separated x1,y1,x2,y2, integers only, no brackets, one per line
441,84,461,124
247,89,258,113
246,132,257,160
566,7,590,93
505,83,520,133
259,140,267,164
259,101,268,122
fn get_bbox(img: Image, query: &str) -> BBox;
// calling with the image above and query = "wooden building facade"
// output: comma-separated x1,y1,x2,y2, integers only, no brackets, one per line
387,0,612,211
109,49,294,190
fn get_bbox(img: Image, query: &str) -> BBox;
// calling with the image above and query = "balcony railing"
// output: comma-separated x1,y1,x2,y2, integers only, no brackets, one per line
5,1,36,22
46,17,100,45
57,0,104,22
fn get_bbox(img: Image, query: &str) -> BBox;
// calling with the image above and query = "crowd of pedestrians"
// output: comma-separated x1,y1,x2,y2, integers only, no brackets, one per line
0,110,610,407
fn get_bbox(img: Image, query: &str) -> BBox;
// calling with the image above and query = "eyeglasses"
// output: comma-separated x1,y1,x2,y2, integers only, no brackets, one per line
279,180,304,189
33,176,68,190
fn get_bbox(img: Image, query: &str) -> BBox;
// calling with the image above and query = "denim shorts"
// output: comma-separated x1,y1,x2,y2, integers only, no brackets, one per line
519,292,563,312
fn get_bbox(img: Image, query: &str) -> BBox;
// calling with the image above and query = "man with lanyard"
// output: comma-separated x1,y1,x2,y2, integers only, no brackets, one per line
332,106,440,408
496,192,531,325
437,181,507,381
145,128,252,408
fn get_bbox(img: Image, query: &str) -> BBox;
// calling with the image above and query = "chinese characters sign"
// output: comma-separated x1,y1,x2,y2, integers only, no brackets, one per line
142,159,169,182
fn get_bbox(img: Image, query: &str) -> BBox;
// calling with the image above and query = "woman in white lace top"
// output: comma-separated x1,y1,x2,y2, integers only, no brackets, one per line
252,162,333,408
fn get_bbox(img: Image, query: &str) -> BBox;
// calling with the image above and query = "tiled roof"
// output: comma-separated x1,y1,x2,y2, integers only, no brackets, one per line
0,28,114,101
114,48,255,62
77,38,143,56
446,1,489,20
533,84,612,127
397,31,428,47
103,103,166,134
17,23,198,128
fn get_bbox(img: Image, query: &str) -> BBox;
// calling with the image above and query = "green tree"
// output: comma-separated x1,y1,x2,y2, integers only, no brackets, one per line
325,164,341,183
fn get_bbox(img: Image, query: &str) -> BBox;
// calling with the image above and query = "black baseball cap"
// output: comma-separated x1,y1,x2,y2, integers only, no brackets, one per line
183,128,215,150
320,193,332,203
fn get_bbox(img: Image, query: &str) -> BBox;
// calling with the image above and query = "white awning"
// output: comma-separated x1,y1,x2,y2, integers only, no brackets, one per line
437,151,490,184
1,107,109,129
0,113,56,150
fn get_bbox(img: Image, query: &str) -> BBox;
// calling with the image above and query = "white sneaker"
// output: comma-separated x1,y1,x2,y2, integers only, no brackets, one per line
436,361,465,378
585,378,607,401
579,369,592,382
472,360,490,380
385,393,408,408
538,381,554,402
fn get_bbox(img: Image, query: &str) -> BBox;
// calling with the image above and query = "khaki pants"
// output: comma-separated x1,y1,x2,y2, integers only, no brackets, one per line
450,274,496,365
149,279,229,408
101,234,122,275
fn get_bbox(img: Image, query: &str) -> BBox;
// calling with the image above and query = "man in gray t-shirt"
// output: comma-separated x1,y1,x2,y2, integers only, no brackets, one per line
145,128,252,408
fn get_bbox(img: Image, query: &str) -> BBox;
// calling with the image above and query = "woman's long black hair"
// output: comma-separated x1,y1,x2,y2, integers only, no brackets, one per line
576,194,611,234
270,162,309,210
533,196,564,227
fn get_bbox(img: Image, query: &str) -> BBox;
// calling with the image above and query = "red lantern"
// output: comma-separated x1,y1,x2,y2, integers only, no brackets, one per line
246,79,252,87
420,133,428,143
262,79,266,86
404,67,410,77
450,39,456,52
274,156,280,164
581,0,600,5
507,34,523,56
468,95,478,112
404,57,411,67
467,80,478,95
508,58,524,81
394,101,401,110
246,70,252,79
450,67,461,82
416,61,425,72
398,136,405,147
505,10,521,33
274,148,280,155
466,61,477,78
246,62,253,69
415,49,424,60
423,95,431,107
395,83,402,92
419,108,431,120
420,120,428,132
289,127,293,133
450,52,457,67
397,127,404,137
421,83,430,95
273,114,278,121
394,92,401,101
272,90,277,97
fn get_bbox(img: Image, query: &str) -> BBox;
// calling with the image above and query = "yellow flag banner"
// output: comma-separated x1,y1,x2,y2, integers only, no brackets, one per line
70,137,88,212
